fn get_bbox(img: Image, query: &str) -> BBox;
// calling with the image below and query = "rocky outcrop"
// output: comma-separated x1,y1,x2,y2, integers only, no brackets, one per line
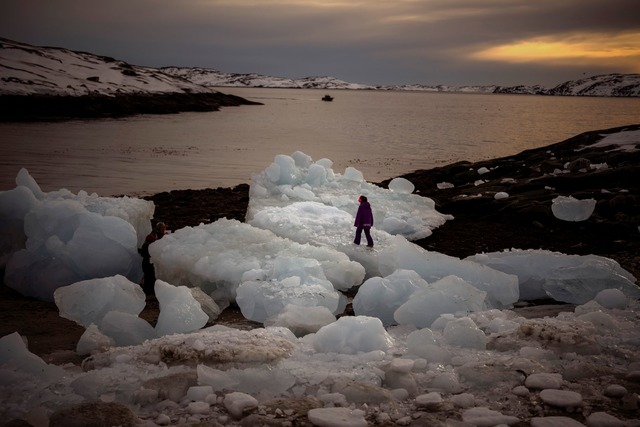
494,74,640,96
493,84,548,95
165,65,640,96
547,73,640,97
0,91,261,121
390,124,640,278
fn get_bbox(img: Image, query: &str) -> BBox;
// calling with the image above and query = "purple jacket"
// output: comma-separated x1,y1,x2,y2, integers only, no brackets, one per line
354,201,374,227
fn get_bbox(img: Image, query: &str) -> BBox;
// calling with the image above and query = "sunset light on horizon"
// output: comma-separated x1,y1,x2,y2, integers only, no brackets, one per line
473,32,640,70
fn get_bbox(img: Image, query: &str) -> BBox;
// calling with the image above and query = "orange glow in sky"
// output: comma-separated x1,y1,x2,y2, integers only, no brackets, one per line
472,32,640,70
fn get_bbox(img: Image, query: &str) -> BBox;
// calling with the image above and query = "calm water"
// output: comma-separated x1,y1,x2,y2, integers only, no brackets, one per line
1,88,639,196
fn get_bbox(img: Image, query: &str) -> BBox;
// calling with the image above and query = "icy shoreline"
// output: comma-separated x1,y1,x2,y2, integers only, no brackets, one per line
1,125,640,426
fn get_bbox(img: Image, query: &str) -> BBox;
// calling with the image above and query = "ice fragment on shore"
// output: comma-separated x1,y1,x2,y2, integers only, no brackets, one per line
54,275,146,328
155,280,209,336
264,304,336,337
2,169,153,302
443,317,488,350
312,316,393,354
594,288,628,309
545,257,640,304
393,275,487,328
551,195,596,221
236,256,342,323
466,249,638,304
437,182,454,189
406,328,451,363
388,177,414,194
380,236,518,308
150,218,364,306
0,332,64,382
224,391,258,419
353,269,426,327
76,324,114,356
188,287,222,322
248,151,451,242
100,310,156,347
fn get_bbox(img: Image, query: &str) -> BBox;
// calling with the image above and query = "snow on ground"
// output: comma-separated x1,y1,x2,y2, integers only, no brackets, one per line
587,129,640,152
0,38,213,96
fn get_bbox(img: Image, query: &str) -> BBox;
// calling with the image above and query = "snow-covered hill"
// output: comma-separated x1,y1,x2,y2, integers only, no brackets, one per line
0,38,213,96
494,74,640,96
546,73,640,97
162,66,639,97
1,38,638,98
160,67,376,90
161,66,500,93
493,85,549,95
0,38,260,121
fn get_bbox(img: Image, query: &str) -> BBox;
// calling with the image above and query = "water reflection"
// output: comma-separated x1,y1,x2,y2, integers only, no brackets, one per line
1,89,639,196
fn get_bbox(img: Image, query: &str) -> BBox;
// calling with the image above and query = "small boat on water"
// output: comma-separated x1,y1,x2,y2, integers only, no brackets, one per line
322,95,334,102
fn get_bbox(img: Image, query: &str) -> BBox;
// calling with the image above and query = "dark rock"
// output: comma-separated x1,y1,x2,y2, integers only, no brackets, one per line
0,92,262,122
240,396,323,427
121,68,137,77
142,371,198,402
1,420,32,427
49,401,138,427
382,124,640,278
539,159,564,174
566,157,591,172
143,184,250,231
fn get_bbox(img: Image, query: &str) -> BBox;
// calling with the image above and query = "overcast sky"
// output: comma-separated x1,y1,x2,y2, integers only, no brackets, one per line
2,0,639,86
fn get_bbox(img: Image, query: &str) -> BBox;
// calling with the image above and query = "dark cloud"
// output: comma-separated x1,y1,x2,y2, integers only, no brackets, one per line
1,0,638,86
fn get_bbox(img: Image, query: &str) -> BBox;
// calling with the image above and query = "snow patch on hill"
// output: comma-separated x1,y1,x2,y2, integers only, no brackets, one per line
547,73,640,97
0,38,213,96
161,67,374,90
162,66,640,97
1,38,638,97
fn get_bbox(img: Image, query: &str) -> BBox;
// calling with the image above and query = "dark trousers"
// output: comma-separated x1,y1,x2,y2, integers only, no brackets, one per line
354,226,373,246
142,259,156,295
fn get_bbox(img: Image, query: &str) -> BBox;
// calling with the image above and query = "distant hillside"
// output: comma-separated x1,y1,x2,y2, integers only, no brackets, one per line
0,38,258,121
1,37,638,121
160,67,375,91
163,66,640,97
546,74,640,97
161,66,500,93
494,74,640,97
0,38,214,96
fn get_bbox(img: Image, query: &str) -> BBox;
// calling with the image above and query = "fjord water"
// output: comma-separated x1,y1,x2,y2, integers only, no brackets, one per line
1,88,639,196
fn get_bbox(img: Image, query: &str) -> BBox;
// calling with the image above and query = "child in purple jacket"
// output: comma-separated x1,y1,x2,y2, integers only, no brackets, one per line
354,195,374,247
